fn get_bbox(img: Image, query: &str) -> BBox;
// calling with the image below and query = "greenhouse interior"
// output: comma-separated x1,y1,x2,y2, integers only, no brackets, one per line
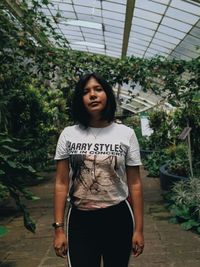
0,0,200,266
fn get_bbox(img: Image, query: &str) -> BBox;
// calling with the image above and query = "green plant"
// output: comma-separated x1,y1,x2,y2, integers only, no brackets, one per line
143,151,169,177
1,0,200,232
167,159,189,177
0,133,41,233
164,177,200,234
0,183,9,201
121,115,140,128
147,109,173,150
121,115,148,149
9,83,70,169
144,103,200,177
165,144,189,177
173,96,200,173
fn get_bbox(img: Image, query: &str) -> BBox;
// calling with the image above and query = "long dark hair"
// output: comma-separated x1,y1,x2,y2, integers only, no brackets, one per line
71,73,116,128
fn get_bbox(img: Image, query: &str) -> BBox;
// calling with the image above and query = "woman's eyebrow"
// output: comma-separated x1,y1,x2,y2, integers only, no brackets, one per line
84,85,102,90
93,85,102,88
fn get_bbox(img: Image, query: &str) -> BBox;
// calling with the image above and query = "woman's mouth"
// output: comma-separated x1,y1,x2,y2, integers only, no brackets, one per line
89,101,100,106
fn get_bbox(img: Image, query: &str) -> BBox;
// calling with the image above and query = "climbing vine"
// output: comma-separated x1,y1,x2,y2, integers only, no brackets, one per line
0,0,199,232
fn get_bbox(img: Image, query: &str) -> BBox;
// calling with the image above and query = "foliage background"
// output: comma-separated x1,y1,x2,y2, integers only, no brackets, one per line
0,0,199,231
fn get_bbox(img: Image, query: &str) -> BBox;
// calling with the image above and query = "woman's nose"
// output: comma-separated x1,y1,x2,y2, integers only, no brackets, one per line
89,90,97,98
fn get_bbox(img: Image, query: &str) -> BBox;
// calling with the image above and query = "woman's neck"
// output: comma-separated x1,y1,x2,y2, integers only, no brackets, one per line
89,118,111,128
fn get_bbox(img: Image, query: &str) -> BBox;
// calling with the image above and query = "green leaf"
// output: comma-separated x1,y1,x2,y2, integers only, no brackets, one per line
0,226,9,237
21,190,40,201
169,217,178,224
0,154,9,161
189,220,200,227
0,138,12,144
36,176,44,181
2,145,19,152
6,160,17,168
27,165,36,173
181,221,193,230
31,196,40,201
181,220,200,230
0,170,5,175
170,206,191,220
23,211,36,233
42,0,50,6
19,163,36,173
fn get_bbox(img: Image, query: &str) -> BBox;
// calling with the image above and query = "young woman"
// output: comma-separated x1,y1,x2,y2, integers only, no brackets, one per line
53,73,144,267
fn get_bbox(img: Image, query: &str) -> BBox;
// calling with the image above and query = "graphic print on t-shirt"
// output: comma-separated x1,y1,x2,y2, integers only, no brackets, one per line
69,154,120,198
67,141,125,157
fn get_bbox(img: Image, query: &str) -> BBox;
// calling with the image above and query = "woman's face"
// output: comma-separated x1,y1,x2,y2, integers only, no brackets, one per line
83,77,107,116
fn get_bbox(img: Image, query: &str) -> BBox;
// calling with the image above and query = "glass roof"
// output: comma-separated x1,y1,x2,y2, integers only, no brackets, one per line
36,0,200,60
4,0,200,114
113,83,167,114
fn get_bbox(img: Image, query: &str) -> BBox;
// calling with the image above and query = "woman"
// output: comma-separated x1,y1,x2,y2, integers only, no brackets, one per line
53,73,144,267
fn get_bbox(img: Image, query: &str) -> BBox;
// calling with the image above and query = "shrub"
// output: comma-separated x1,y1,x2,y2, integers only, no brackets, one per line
164,176,200,234
165,144,190,177
143,151,169,177
0,133,42,232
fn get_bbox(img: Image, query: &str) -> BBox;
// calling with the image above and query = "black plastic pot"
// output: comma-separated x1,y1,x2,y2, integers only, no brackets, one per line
159,164,188,191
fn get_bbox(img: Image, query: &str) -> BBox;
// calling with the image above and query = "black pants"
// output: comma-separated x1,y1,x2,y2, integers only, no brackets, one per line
67,200,134,267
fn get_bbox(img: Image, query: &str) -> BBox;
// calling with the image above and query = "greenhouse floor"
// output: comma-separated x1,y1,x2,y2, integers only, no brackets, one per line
0,168,200,267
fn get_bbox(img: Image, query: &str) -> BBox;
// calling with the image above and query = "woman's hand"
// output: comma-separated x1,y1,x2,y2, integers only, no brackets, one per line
132,231,144,257
54,229,68,258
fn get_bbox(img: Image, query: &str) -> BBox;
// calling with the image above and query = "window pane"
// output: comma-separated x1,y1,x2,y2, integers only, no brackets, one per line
103,2,126,13
149,43,172,53
134,8,162,23
152,39,175,49
104,18,124,28
131,25,155,37
154,32,181,44
73,0,101,8
162,17,192,32
135,0,167,14
189,27,200,39
131,32,153,42
132,17,158,30
166,7,199,24
130,38,149,46
171,0,200,16
103,10,125,21
158,25,186,39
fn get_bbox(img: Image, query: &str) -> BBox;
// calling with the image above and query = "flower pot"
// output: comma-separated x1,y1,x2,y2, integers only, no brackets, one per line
159,164,188,191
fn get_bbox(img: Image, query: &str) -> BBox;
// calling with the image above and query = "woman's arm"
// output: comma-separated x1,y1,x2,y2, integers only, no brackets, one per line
53,159,70,258
126,165,144,257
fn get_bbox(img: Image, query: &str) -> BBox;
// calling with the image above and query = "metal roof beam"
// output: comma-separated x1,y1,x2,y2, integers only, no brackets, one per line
121,0,136,58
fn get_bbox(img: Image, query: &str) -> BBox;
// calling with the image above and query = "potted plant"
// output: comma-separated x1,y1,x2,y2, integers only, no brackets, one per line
159,163,188,191
159,144,189,190
164,176,200,234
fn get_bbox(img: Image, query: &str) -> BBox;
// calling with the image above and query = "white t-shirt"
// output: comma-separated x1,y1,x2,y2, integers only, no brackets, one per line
54,122,142,210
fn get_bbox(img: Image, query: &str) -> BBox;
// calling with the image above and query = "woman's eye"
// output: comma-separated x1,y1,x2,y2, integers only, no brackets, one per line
96,87,103,91
83,90,88,95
